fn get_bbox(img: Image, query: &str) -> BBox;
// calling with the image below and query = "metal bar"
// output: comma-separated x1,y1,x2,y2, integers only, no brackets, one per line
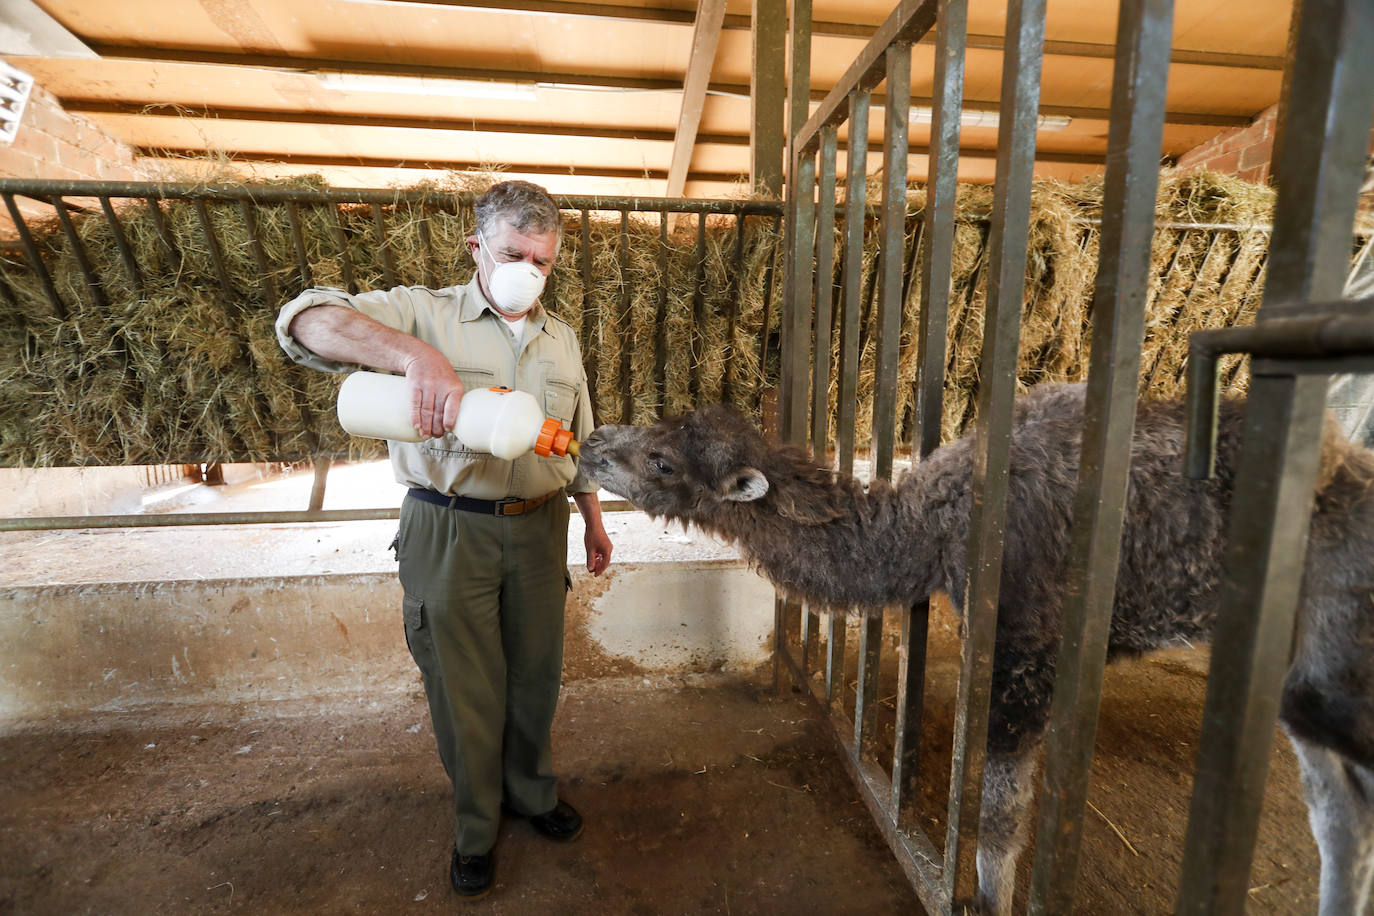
810,123,839,458
238,200,278,307
0,508,404,531
1178,0,1374,909
329,204,358,295
51,195,108,309
370,203,398,288
0,178,783,216
690,211,707,406
579,209,599,421
778,644,949,914
800,601,816,675
781,149,816,446
3,193,64,318
143,196,178,265
287,201,315,290
836,89,870,480
1027,0,1176,909
722,211,746,404
307,458,331,512
749,0,786,196
756,214,782,410
619,211,634,424
192,198,236,299
655,211,669,418
944,0,1045,904
825,610,847,708
853,612,884,754
98,197,143,292
873,42,912,480
897,0,968,826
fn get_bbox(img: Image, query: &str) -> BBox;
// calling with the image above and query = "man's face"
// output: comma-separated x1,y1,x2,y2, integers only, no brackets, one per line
467,217,559,318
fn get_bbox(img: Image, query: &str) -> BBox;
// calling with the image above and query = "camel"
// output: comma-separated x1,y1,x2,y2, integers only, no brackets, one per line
577,382,1374,915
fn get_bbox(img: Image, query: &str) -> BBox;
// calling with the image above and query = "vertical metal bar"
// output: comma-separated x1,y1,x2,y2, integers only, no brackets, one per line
193,199,235,299
944,0,1045,904
308,457,331,512
690,211,708,406
782,147,817,446
619,210,634,424
723,211,746,404
873,42,912,480
811,124,839,459
98,197,143,292
287,202,315,291
837,89,870,480
329,204,357,294
4,193,65,318
1027,0,1176,910
370,202,397,288
52,195,108,309
143,196,178,265
655,211,670,418
853,612,884,753
579,209,599,421
1177,0,1374,910
750,0,787,197
894,1,966,822
238,201,278,307
801,600,815,674
825,608,847,708
757,214,782,409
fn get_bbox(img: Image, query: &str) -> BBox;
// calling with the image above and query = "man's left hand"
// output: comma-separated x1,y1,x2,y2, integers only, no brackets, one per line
584,527,612,577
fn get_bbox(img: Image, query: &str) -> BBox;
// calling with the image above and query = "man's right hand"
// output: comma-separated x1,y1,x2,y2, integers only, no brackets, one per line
403,352,465,439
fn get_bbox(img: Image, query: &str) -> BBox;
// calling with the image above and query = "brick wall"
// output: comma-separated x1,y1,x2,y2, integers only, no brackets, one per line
0,80,149,231
1174,103,1279,185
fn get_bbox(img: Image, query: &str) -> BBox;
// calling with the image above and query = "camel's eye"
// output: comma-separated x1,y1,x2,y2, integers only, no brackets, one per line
648,454,674,477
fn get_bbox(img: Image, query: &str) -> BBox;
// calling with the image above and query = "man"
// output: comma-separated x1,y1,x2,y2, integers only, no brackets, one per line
275,180,613,900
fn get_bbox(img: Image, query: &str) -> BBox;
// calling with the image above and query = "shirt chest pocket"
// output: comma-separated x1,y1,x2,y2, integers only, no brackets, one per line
422,365,499,458
543,377,577,426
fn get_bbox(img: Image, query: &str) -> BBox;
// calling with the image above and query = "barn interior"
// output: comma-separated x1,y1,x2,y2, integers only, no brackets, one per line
0,0,1366,912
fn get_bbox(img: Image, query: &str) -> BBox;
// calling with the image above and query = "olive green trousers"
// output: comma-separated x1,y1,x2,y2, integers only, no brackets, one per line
396,491,571,855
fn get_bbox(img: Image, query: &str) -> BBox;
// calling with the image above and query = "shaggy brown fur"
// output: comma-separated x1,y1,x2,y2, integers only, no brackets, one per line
579,382,1374,916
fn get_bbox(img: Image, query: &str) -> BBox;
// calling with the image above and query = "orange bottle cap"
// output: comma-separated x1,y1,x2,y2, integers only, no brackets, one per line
534,417,575,457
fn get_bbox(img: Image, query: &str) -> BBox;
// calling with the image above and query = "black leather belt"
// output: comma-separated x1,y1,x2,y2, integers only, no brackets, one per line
407,487,559,516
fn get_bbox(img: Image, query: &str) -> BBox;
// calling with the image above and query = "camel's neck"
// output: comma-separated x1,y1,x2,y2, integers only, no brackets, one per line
706,454,948,612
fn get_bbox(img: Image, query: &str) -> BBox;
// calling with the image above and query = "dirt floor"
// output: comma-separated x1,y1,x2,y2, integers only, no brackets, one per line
0,674,922,915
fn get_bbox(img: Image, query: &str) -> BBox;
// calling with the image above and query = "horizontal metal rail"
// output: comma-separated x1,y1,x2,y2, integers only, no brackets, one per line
0,178,784,216
0,498,636,532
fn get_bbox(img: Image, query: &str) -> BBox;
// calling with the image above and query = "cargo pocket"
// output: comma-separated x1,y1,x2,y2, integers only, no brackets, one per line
564,569,573,592
403,594,425,631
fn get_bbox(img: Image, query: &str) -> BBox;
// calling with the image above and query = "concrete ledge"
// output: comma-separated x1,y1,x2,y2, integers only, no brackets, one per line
0,561,774,724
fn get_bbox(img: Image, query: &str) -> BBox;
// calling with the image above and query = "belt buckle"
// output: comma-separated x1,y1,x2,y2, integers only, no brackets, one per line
495,497,525,517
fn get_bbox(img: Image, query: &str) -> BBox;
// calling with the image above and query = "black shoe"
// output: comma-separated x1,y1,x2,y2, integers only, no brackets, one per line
450,848,494,900
528,799,583,842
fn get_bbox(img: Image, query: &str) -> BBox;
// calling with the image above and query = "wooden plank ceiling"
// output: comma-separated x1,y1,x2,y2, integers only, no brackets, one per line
6,0,1291,198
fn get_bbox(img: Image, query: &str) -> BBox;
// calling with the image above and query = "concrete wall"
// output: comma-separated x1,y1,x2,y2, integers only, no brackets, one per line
0,561,776,724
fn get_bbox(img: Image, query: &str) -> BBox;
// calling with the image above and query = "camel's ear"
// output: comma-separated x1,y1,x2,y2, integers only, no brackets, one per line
720,467,769,502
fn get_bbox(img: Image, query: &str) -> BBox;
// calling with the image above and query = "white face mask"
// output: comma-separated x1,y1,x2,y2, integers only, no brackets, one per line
477,231,547,316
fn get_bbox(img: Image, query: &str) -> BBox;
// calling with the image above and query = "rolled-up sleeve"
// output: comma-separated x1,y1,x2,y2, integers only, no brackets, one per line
567,370,599,494
275,286,419,373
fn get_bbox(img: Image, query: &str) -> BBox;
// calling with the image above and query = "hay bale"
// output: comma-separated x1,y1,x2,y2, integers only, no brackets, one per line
0,168,1289,467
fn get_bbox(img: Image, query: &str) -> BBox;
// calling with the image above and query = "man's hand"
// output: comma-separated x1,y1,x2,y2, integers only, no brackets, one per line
403,351,464,439
573,492,613,577
584,525,613,577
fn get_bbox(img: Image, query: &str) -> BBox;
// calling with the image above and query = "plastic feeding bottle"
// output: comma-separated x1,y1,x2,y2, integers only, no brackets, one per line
335,370,578,459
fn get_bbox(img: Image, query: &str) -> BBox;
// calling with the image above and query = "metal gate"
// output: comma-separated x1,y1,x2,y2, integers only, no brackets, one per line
772,0,1374,911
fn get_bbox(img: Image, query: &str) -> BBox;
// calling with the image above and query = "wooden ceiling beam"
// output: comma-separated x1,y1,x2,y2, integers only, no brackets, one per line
80,44,1255,128
333,1,1285,70
109,108,1105,165
666,0,728,198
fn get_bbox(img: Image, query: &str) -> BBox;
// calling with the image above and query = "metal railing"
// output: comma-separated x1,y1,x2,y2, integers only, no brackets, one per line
772,0,1374,912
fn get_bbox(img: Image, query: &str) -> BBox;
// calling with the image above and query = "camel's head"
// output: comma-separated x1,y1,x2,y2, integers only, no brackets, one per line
578,405,772,525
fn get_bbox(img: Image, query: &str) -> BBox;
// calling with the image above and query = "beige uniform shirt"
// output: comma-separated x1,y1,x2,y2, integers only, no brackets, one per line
276,277,597,500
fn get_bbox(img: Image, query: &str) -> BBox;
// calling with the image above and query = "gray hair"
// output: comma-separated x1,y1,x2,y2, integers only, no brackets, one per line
473,180,562,241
